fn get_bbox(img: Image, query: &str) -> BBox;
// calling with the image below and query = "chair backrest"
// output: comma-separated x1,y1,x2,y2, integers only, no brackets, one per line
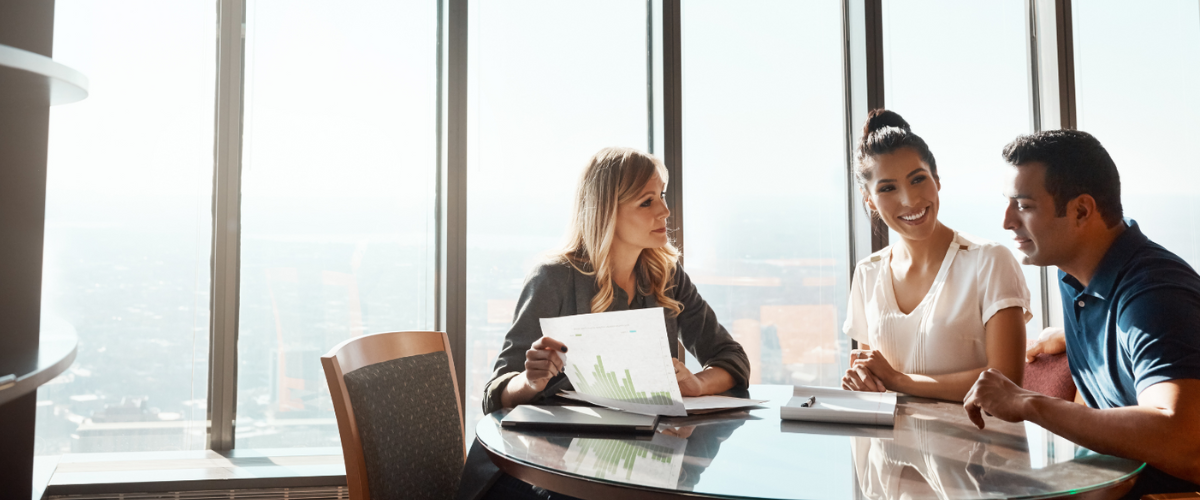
321,331,465,500
1023,339,1076,401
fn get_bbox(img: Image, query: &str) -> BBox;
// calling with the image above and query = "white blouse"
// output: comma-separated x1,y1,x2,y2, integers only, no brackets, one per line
844,232,1031,375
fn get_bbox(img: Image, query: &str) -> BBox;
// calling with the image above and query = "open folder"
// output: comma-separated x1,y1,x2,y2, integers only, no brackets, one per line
780,385,896,426
557,391,766,415
501,405,660,434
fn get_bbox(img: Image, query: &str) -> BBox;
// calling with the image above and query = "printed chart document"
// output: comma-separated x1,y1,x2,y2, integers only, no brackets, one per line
780,385,896,426
541,308,687,417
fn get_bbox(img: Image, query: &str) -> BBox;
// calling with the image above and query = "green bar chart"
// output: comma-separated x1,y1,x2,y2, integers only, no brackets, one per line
561,433,687,488
569,438,676,480
541,308,686,416
571,355,674,405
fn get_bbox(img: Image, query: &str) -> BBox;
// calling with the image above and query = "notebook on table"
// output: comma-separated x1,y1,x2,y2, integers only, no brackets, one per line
780,385,897,427
501,405,660,434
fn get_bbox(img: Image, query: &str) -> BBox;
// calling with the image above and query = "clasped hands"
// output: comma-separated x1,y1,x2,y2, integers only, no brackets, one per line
841,349,900,392
521,336,707,397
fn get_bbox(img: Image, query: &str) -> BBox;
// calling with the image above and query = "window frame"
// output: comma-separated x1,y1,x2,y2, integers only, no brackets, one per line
203,0,1078,454
42,0,1085,491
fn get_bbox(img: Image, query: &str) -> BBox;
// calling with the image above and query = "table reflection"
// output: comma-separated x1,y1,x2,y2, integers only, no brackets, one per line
491,411,748,491
477,386,1141,500
851,397,1141,500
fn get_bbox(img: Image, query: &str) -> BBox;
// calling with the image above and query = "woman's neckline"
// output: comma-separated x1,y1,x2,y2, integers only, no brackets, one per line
883,231,961,317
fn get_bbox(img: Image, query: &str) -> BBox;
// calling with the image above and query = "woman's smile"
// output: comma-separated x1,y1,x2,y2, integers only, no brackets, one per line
898,206,930,225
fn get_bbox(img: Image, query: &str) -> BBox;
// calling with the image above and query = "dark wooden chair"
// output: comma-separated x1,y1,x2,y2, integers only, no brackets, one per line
322,331,465,500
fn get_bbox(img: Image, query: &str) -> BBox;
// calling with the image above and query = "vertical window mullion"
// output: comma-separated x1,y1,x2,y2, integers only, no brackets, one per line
662,0,683,254
441,0,469,422
208,0,246,451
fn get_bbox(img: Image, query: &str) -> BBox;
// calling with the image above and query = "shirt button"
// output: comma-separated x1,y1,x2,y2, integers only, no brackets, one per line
1077,300,1086,308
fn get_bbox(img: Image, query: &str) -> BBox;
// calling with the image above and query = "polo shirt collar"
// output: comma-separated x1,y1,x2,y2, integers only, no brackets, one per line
1061,219,1146,300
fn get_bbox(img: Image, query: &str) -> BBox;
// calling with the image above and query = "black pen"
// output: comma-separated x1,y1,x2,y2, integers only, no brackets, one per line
800,396,816,408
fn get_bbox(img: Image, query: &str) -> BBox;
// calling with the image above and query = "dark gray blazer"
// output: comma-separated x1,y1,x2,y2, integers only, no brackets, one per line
482,259,751,415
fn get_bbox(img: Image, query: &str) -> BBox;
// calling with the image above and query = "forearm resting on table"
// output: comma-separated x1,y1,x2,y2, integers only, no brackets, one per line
892,307,1025,401
695,366,735,395
1023,381,1200,484
499,371,541,409
888,369,994,402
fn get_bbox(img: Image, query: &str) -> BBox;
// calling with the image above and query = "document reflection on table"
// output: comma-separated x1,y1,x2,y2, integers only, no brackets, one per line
562,432,687,488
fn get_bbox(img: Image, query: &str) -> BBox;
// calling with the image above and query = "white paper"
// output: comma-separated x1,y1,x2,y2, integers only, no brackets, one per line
682,394,768,412
780,385,897,426
559,391,767,414
541,308,687,416
560,432,687,489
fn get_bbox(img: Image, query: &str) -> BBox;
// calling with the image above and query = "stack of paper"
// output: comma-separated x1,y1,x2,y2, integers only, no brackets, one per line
780,385,896,426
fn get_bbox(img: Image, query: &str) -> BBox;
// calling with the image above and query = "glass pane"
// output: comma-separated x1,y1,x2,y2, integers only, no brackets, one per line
681,0,849,387
37,0,216,454
883,0,1043,338
466,0,650,441
1075,0,1200,266
237,0,438,448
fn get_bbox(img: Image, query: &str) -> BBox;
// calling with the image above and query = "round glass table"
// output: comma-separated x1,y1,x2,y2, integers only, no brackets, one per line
476,385,1143,499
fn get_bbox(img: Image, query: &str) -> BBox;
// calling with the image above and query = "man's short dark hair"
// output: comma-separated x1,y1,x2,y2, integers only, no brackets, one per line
1002,129,1123,227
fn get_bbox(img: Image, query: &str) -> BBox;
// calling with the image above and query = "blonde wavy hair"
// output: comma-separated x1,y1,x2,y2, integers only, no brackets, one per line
555,147,683,316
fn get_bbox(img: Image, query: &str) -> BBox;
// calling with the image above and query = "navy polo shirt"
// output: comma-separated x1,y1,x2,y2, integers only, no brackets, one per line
1060,220,1200,409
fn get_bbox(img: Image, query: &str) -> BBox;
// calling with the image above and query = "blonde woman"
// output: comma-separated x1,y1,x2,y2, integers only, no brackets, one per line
482,147,750,415
842,110,1029,402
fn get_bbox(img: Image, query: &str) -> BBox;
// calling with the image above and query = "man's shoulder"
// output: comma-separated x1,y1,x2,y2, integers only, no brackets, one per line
1116,240,1200,298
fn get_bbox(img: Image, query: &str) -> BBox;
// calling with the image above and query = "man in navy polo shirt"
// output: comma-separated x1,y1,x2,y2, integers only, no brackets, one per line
963,130,1200,496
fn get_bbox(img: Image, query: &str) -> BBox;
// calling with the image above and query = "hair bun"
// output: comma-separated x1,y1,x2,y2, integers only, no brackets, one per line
863,109,910,135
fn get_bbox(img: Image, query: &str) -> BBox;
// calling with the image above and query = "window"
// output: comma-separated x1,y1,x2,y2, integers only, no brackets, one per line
464,0,651,440
236,0,439,448
35,0,1154,473
1074,0,1200,267
883,0,1044,338
681,0,850,387
37,0,216,454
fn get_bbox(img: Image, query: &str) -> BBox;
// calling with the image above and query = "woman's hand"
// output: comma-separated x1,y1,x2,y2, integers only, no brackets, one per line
842,349,888,392
522,336,567,391
852,349,899,387
500,336,568,409
673,359,705,397
1026,327,1066,363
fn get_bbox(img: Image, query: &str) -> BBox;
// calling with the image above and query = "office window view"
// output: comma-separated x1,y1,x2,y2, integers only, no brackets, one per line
28,0,1199,470
236,0,438,449
36,0,216,454
681,0,849,387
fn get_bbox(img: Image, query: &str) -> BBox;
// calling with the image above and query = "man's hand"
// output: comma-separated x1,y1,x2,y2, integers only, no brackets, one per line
674,359,705,397
842,349,886,392
964,368,1040,429
1026,327,1066,363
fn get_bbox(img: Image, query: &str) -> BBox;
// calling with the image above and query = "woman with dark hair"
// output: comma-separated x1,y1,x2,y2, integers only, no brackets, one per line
841,110,1029,402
